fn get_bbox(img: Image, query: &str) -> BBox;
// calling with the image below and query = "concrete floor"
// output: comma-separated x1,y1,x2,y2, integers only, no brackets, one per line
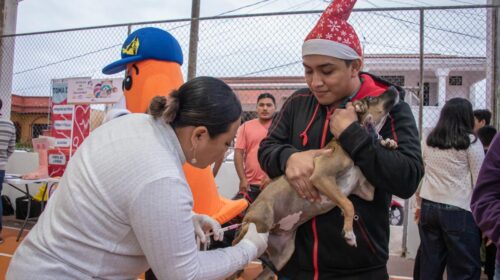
1,215,490,280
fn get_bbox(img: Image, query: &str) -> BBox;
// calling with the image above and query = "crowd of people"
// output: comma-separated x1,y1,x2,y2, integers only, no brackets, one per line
0,0,498,279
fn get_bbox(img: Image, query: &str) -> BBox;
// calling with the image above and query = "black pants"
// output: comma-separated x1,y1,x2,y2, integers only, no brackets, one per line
280,266,388,280
418,199,481,280
145,269,156,280
484,243,497,280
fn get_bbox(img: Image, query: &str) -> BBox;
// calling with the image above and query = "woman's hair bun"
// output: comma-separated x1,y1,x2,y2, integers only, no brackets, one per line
148,95,168,118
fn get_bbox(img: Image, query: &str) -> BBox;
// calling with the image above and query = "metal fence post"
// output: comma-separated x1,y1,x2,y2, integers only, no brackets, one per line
402,7,425,259
0,0,18,119
493,1,500,128
187,0,200,81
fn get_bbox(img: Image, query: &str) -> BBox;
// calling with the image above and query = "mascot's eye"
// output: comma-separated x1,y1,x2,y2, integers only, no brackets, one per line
122,75,133,91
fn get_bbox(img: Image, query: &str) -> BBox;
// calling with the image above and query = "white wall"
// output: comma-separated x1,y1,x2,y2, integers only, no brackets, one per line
2,151,41,210
214,160,239,199
405,194,421,259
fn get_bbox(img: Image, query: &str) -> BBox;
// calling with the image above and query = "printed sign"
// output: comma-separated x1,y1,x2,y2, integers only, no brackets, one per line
67,78,93,104
54,138,71,148
52,105,74,115
48,154,67,165
48,148,70,177
67,77,123,104
53,120,73,130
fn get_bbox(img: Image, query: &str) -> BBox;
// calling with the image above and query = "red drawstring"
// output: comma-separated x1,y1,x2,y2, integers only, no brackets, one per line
298,102,338,278
300,103,320,147
320,108,334,148
389,114,398,143
312,217,319,280
312,106,335,280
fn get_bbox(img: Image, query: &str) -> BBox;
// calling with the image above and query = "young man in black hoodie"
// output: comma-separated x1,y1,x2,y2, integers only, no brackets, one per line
258,0,423,279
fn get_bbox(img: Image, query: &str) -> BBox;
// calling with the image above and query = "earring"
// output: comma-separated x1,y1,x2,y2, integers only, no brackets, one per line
191,148,197,164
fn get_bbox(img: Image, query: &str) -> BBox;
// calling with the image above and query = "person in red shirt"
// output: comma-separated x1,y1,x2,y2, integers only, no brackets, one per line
234,93,276,202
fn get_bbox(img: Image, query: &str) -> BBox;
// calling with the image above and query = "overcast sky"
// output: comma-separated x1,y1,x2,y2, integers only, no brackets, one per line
4,0,489,101
16,0,485,34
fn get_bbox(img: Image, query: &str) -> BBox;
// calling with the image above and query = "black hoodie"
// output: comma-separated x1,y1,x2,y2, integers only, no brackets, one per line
258,72,423,279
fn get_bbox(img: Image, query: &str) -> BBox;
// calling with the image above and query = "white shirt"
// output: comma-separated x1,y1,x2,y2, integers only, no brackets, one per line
419,134,485,211
7,114,256,280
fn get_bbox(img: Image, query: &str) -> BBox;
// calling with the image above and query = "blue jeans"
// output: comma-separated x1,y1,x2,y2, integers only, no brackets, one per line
0,169,4,231
418,199,481,280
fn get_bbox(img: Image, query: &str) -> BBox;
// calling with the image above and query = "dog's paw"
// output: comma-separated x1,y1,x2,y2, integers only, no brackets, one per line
343,230,357,247
380,138,398,149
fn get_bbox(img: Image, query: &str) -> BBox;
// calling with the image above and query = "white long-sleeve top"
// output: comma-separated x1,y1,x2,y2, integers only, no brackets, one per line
419,134,485,212
7,114,256,280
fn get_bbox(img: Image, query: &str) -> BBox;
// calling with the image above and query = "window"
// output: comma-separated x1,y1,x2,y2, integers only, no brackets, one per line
13,122,21,143
380,75,405,87
423,82,430,106
32,124,49,139
449,76,462,86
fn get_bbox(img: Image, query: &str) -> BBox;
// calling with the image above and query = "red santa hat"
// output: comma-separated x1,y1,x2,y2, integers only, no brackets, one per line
302,0,362,60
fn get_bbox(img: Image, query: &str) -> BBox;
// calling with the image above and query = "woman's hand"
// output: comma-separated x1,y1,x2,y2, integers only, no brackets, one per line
192,213,223,243
285,149,332,201
241,223,269,257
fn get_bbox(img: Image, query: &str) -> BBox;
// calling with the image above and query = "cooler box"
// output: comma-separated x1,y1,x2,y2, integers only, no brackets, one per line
15,196,42,220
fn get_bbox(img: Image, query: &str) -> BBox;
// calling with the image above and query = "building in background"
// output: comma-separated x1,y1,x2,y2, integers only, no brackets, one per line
11,94,50,146
225,53,487,132
10,53,487,147
10,94,104,148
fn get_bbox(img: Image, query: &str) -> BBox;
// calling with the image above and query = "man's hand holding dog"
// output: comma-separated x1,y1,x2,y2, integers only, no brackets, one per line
330,102,358,139
286,149,332,202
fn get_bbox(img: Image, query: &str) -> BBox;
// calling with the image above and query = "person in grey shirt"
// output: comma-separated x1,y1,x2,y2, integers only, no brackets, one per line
7,77,268,280
0,98,16,244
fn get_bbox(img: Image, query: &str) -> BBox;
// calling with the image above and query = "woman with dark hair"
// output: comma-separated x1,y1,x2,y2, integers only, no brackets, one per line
7,76,268,280
415,98,484,279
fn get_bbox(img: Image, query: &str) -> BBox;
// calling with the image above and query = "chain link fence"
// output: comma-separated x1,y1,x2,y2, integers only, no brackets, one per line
1,5,496,149
0,4,497,258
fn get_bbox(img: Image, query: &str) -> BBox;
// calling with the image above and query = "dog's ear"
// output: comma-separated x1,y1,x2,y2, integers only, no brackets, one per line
381,87,400,113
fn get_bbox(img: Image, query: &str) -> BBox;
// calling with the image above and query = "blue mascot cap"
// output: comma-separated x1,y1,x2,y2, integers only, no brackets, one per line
102,27,183,74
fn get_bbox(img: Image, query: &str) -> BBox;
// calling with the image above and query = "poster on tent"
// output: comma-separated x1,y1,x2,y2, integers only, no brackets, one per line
67,78,123,104
50,78,91,150
48,78,91,176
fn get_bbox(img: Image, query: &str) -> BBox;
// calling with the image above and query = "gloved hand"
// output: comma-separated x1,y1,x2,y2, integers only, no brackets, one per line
192,213,223,244
241,223,269,257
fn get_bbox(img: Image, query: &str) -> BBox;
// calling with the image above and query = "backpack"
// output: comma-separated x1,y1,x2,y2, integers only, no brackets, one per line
2,195,14,216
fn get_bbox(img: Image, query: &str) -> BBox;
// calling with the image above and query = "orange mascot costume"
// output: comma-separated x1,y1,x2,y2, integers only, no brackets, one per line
102,27,247,224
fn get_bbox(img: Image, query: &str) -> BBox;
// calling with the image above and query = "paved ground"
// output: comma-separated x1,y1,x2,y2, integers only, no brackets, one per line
2,215,489,279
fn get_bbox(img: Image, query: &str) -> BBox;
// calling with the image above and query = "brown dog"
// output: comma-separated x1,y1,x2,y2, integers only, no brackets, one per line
232,89,399,280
